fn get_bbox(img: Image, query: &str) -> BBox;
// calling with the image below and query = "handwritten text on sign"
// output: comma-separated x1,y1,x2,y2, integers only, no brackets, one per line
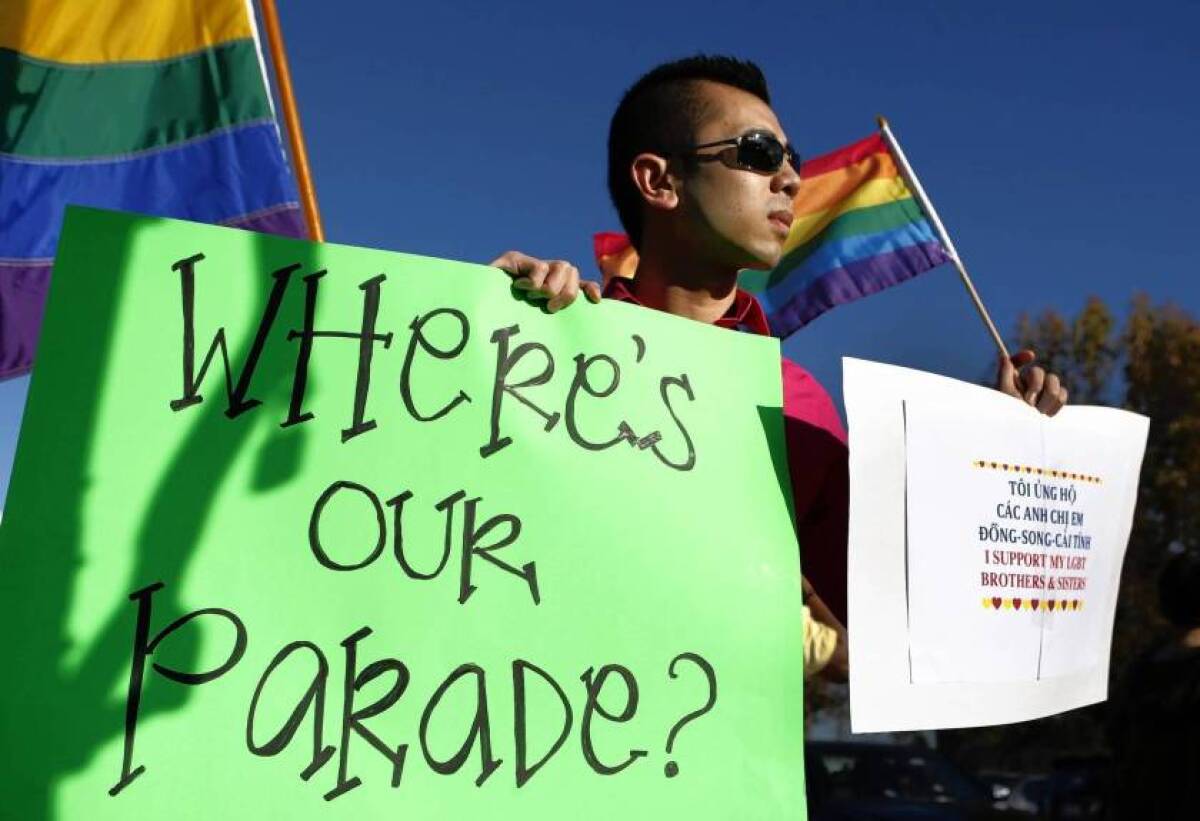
0,208,807,820
115,251,709,798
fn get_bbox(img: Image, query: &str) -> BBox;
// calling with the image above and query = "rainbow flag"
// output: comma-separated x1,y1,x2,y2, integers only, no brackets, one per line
594,231,638,283
741,132,948,335
593,131,949,338
0,0,305,379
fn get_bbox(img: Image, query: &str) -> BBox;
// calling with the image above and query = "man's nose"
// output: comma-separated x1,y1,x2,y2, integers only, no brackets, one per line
773,161,801,199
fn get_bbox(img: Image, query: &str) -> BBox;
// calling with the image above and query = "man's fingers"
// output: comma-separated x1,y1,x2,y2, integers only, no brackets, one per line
512,277,547,298
997,353,1020,397
488,251,597,312
1037,376,1066,417
1037,390,1065,417
489,250,551,284
523,260,551,291
547,280,579,313
486,251,515,270
1024,366,1046,405
541,263,569,312
1042,372,1060,399
542,262,571,308
541,261,569,295
488,250,531,274
543,262,585,312
996,348,1069,417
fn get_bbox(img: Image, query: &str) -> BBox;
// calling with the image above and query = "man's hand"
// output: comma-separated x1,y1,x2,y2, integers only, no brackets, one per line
488,251,602,313
997,349,1069,417
803,576,849,683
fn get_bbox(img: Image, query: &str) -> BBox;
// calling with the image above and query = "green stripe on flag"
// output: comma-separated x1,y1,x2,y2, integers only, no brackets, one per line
738,268,769,294
767,198,926,287
0,40,271,159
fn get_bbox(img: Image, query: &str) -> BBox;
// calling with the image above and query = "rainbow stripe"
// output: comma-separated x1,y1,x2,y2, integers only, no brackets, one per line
594,231,638,285
738,133,948,335
1,0,304,378
592,132,948,338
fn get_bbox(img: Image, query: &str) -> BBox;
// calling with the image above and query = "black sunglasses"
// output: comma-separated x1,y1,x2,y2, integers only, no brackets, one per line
679,130,802,175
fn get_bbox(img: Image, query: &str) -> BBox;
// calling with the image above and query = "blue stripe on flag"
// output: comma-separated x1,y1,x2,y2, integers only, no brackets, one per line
0,122,298,259
758,218,940,315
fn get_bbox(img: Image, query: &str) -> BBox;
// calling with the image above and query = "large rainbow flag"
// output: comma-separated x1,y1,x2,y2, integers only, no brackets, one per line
0,0,305,379
595,131,950,338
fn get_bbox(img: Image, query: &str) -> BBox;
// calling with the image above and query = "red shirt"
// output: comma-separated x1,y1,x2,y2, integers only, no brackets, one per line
603,278,850,622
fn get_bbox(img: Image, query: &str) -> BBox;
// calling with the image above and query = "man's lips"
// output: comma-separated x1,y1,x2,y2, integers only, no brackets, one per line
769,210,793,235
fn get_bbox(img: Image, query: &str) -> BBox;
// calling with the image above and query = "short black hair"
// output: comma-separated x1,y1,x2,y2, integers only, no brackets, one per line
607,55,771,249
1159,550,1200,628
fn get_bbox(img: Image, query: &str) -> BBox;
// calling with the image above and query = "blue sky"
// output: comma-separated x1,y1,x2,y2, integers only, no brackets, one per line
1,0,1198,505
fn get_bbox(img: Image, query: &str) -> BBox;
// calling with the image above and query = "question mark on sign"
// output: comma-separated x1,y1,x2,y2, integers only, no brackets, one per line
663,652,717,778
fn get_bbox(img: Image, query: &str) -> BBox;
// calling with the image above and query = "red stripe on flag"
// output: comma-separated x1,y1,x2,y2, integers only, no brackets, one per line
800,133,887,180
593,231,632,259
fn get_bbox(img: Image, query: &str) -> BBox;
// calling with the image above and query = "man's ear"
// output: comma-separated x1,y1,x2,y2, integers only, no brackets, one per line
630,153,679,213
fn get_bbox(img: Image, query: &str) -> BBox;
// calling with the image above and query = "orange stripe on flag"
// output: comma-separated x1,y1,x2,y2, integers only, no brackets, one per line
785,177,913,253
593,232,638,285
794,150,899,219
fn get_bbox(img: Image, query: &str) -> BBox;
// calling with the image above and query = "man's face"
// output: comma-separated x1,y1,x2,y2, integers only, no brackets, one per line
674,81,801,271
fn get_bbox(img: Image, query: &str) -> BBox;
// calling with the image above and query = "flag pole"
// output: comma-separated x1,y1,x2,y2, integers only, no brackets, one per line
258,0,324,241
876,116,1010,360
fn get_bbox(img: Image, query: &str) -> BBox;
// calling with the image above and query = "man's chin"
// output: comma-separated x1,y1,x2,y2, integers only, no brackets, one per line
741,248,783,271
713,235,782,272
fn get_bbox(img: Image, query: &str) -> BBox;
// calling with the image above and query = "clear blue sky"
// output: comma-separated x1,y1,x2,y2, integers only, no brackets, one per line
1,0,1198,505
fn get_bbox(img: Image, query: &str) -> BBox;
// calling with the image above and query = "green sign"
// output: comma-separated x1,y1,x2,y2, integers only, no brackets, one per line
0,207,807,819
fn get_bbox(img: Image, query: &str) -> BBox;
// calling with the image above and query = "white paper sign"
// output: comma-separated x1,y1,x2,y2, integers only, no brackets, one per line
844,358,1148,732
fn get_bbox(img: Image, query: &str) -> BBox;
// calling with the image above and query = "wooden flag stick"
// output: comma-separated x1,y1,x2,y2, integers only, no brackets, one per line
876,116,1010,360
258,0,324,241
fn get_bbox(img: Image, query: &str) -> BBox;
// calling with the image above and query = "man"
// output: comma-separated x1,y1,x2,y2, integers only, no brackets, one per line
489,56,1067,676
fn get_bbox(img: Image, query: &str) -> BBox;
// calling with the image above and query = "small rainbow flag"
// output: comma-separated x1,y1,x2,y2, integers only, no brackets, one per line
594,231,639,282
594,131,950,338
743,132,949,335
0,0,305,379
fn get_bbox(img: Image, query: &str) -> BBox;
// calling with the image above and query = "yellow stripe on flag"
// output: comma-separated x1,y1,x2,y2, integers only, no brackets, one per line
794,150,899,218
598,247,639,285
0,0,252,64
784,176,913,254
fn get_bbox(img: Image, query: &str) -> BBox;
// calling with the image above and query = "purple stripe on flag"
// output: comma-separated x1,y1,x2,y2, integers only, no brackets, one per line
224,204,308,238
761,218,940,315
0,263,51,379
0,205,306,381
766,241,949,337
